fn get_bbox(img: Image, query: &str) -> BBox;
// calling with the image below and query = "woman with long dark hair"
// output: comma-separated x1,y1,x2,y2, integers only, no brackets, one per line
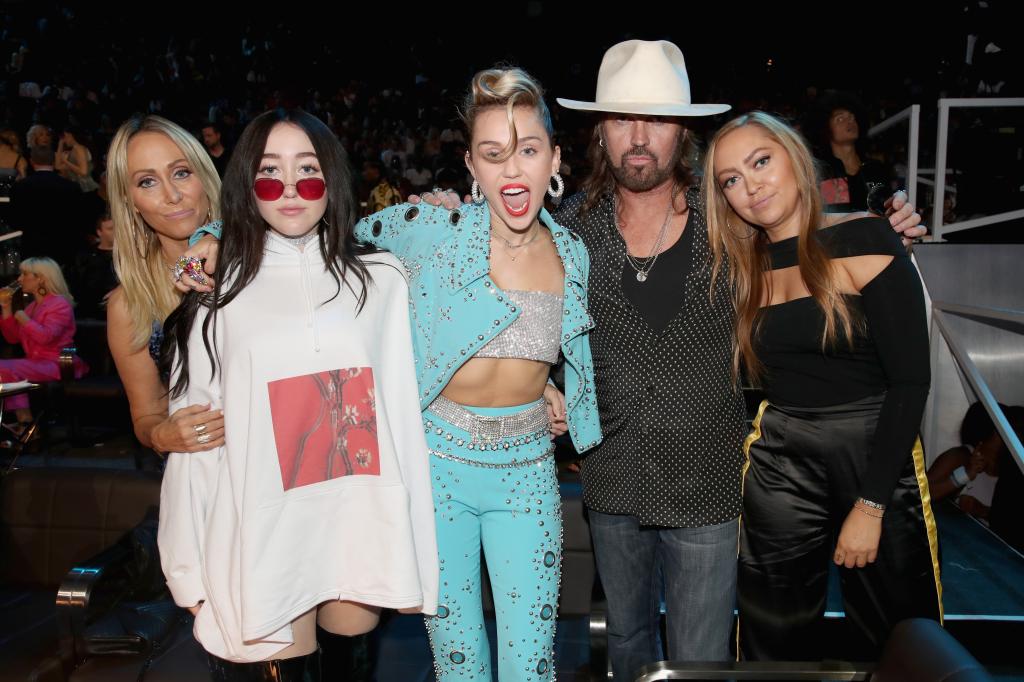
159,109,437,679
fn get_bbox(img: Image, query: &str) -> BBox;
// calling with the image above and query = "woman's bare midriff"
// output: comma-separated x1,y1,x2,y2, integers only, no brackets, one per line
440,357,550,407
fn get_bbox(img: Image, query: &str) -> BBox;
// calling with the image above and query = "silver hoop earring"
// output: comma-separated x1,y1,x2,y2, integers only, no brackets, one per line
471,180,485,205
548,173,565,199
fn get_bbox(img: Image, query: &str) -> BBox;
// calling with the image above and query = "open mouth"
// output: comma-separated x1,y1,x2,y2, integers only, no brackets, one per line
500,184,530,217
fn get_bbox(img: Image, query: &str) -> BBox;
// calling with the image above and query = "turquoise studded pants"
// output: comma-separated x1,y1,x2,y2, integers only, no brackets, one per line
423,400,561,681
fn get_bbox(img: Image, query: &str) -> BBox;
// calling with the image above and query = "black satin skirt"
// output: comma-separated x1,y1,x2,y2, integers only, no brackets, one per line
737,395,942,662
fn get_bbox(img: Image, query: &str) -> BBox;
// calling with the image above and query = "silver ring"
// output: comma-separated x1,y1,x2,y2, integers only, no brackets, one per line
193,423,207,434
196,433,212,444
432,187,443,194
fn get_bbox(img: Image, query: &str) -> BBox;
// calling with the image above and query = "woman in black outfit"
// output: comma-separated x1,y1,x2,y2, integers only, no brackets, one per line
702,111,941,660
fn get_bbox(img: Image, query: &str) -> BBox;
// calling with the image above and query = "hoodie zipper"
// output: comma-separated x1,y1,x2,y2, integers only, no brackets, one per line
296,242,321,353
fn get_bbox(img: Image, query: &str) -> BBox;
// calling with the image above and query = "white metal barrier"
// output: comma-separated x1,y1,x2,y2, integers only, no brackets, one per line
868,97,1024,242
930,97,1024,241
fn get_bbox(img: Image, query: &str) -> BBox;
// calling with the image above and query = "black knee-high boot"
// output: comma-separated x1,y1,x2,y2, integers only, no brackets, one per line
318,628,376,681
206,648,321,682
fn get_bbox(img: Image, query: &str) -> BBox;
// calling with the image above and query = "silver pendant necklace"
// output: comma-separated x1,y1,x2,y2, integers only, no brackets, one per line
616,187,679,283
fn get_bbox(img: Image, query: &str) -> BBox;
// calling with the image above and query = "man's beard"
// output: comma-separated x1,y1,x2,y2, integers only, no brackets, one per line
608,143,682,192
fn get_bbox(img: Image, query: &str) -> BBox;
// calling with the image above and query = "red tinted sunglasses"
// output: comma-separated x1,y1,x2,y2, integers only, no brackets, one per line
253,177,326,201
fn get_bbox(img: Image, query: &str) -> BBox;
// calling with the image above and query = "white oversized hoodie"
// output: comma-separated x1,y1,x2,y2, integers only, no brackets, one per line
158,232,438,662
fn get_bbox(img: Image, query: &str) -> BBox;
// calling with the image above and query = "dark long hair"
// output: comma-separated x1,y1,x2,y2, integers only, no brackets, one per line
163,109,375,397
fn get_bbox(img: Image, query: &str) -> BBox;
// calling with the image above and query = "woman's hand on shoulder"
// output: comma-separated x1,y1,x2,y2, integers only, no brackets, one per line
407,188,467,210
172,235,219,294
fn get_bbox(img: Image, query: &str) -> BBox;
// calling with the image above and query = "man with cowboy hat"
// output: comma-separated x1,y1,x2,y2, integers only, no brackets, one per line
553,39,924,679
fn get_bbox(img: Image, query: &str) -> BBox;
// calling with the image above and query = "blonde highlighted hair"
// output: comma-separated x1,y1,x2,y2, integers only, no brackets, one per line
701,111,858,383
26,124,50,149
21,257,74,304
460,67,554,160
107,115,221,349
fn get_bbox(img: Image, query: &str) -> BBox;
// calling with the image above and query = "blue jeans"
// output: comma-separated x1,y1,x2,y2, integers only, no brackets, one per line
589,511,739,681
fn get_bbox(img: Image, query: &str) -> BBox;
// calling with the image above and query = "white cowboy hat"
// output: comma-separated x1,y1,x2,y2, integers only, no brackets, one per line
557,40,731,117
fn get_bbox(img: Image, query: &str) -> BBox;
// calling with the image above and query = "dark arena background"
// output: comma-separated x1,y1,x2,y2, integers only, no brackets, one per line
1,1,1022,680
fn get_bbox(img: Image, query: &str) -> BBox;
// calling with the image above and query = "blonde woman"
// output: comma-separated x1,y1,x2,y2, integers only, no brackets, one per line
106,115,224,454
0,258,88,425
354,67,600,682
704,111,940,660
26,124,52,151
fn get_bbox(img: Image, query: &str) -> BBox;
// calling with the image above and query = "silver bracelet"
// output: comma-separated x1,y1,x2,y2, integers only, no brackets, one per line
855,497,886,512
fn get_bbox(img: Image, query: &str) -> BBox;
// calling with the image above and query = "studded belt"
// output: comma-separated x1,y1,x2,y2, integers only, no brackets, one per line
426,394,549,444
427,448,553,469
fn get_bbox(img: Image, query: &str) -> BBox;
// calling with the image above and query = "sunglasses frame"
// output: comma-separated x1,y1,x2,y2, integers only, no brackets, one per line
253,177,327,201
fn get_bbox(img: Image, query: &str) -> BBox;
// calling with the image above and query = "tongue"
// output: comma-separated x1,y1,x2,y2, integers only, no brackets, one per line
503,191,529,211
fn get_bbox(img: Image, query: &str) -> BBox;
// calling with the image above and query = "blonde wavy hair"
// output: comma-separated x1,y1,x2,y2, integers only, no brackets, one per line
107,116,221,348
460,66,554,160
21,257,74,304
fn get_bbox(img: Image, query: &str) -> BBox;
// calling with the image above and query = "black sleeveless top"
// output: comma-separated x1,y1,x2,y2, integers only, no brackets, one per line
754,217,929,505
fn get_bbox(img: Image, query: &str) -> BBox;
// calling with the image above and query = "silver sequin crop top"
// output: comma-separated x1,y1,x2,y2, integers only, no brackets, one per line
475,289,563,364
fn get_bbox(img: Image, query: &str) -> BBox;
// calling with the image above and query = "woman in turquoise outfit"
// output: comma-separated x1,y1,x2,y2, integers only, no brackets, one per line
355,67,600,681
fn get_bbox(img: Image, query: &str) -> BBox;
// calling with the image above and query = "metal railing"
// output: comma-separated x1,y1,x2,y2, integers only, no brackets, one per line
632,661,870,681
867,104,920,208
930,98,1024,241
930,301,1024,475
867,98,1024,242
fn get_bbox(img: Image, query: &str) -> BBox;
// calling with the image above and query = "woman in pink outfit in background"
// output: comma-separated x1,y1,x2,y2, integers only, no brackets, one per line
0,257,88,427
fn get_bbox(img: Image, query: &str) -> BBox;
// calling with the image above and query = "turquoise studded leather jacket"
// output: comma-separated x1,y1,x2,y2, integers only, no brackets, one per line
354,201,602,454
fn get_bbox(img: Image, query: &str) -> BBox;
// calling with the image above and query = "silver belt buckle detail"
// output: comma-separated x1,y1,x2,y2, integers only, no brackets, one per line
473,415,503,444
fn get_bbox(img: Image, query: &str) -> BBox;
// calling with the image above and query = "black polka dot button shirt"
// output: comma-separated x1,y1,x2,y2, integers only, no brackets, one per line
554,189,747,528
